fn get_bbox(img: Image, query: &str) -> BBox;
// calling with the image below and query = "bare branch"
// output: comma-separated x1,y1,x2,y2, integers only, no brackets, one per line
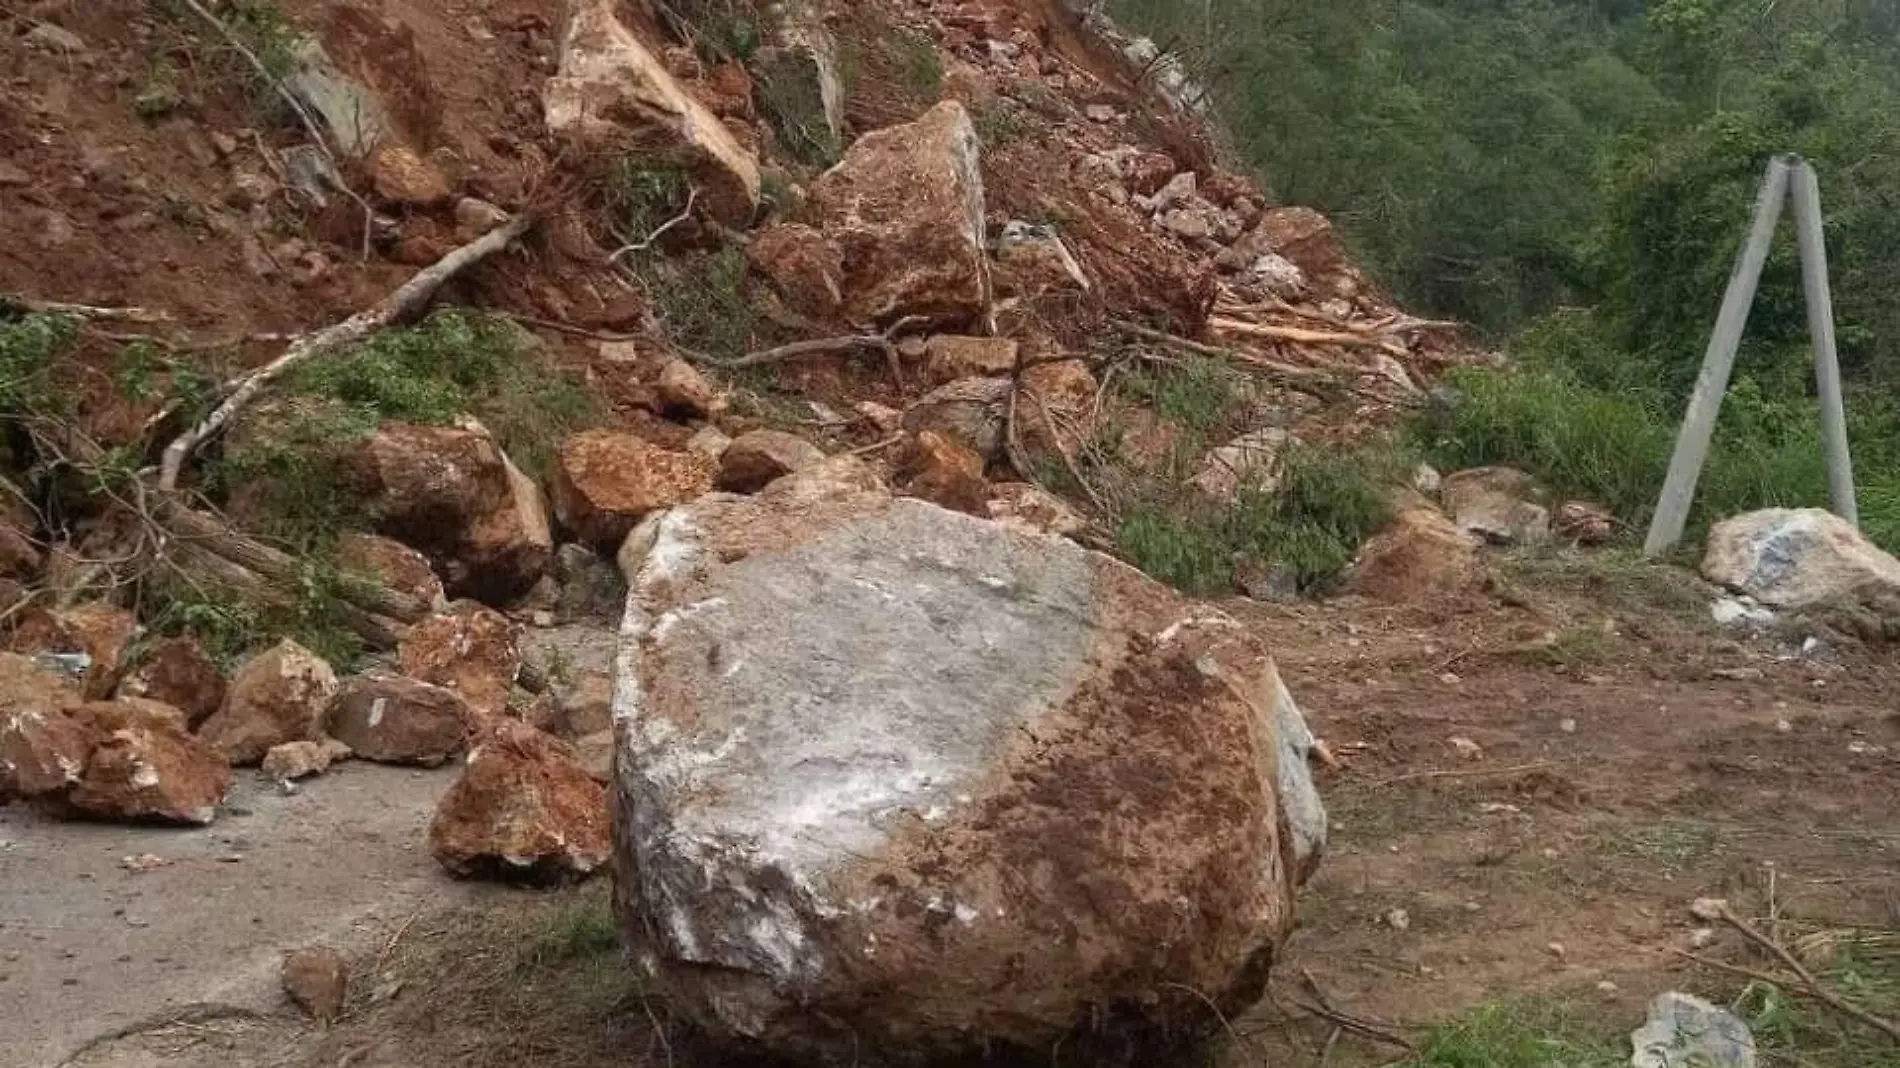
607,189,700,264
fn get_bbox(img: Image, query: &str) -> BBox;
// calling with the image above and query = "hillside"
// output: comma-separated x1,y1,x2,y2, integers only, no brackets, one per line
1,2,1898,1067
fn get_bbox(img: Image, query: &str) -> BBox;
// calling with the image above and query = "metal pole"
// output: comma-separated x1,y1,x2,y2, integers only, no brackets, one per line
1644,156,1794,557
1789,160,1859,527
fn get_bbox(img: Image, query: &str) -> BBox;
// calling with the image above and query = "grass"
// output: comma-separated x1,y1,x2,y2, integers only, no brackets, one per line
756,50,842,167
1403,1001,1625,1067
155,0,304,125
140,567,367,671
634,246,759,363
1495,545,1715,624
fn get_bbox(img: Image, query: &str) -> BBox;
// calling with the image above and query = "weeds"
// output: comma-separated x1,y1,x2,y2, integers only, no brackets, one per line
140,561,367,670
973,99,1035,147
893,31,945,102
756,53,842,167
633,246,758,363
1122,355,1243,439
605,163,692,243
1405,1001,1623,1067
155,0,304,125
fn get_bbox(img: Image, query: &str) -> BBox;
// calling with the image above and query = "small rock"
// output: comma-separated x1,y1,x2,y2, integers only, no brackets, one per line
893,431,988,517
921,335,1019,386
1689,898,1728,922
197,641,339,767
1384,907,1411,932
1560,718,1578,734
1555,500,1616,546
1597,980,1620,993
1775,719,1792,734
717,430,827,494
1084,103,1119,123
1690,927,1717,949
1349,507,1482,604
453,197,509,236
121,853,171,873
261,741,336,781
653,359,725,420
856,401,904,435
1630,992,1756,1068
1547,941,1566,959
398,605,521,719
685,425,733,462
282,947,348,1022
556,673,614,740
24,23,88,53
1449,736,1484,760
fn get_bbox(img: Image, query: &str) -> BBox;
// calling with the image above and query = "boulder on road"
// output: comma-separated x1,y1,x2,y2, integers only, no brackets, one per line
7,602,139,699
398,605,522,720
261,740,339,781
552,430,715,550
65,702,231,825
612,475,1325,1062
325,674,471,766
116,636,226,729
196,641,339,766
428,721,610,881
282,946,349,1022
0,653,90,800
1703,508,1900,611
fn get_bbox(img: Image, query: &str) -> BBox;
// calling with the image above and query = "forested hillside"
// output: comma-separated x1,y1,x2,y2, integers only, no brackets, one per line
1112,0,1900,547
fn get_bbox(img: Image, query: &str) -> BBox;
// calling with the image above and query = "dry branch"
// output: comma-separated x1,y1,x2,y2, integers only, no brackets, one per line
1714,903,1900,1042
159,505,429,624
157,213,534,491
607,189,700,263
1209,315,1410,356
6,297,173,324
1110,320,1335,382
689,316,929,390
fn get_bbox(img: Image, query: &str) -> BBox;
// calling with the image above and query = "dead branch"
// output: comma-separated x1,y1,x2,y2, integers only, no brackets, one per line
7,297,172,324
607,189,700,264
167,538,403,650
157,213,534,491
1364,761,1556,789
1295,968,1416,1051
1715,903,1900,1042
1111,319,1336,382
690,316,929,391
1209,315,1410,356
159,505,429,624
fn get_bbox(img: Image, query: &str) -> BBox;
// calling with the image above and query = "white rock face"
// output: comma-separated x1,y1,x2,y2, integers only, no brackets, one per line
1703,508,1900,610
611,469,1324,1063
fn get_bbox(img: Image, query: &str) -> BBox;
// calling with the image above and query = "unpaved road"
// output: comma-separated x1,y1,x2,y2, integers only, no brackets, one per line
0,763,491,1068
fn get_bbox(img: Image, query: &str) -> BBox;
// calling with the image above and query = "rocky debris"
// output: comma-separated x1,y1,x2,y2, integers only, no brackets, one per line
1703,508,1900,612
261,740,342,781
993,220,1092,298
65,703,231,826
901,376,1011,458
552,431,715,550
116,637,226,730
755,2,846,149
428,721,610,881
573,730,615,784
1228,207,1348,289
336,533,447,614
716,430,828,493
0,653,90,800
1554,500,1617,546
1350,507,1483,604
282,947,349,1022
285,40,389,157
369,142,450,206
0,509,42,579
1440,466,1550,546
348,422,552,604
196,641,340,767
553,544,627,622
7,603,139,699
986,482,1087,539
686,424,734,461
612,479,1325,1062
398,605,522,720
543,0,760,222
1189,428,1293,503
551,673,614,740
893,431,989,516
325,675,471,767
1630,992,1756,1068
758,101,990,327
920,335,1019,385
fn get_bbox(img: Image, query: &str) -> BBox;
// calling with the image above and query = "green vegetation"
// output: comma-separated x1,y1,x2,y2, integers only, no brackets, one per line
1404,1001,1623,1067
633,246,758,363
1111,0,1900,550
157,0,303,123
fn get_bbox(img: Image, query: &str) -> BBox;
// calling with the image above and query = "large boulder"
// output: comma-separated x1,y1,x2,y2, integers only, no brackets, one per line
543,0,760,222
7,602,138,699
1703,508,1900,611
196,641,340,766
757,101,990,328
1349,506,1482,604
398,605,522,719
116,636,226,729
336,533,447,614
65,701,231,826
325,674,472,766
552,430,715,550
348,422,552,604
611,473,1326,1062
428,721,610,880
1440,466,1550,546
0,653,90,800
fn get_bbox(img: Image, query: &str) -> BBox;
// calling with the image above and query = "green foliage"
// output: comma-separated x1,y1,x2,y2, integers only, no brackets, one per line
756,54,842,167
892,30,943,103
523,896,621,968
1123,356,1242,438
972,99,1034,147
634,246,758,363
605,164,692,243
0,310,79,420
157,0,303,123
142,564,366,671
1407,1001,1623,1067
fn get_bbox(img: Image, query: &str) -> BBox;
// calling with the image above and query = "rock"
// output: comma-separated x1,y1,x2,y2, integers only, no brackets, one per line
1710,596,1776,630
554,543,628,622
197,641,340,766
555,673,614,740
7,603,139,699
0,513,41,578
1412,463,1443,496
901,376,1011,459
349,422,552,603
993,220,1091,296
1138,170,1198,214
454,196,510,236
24,22,87,53
398,605,521,720
261,741,336,781
282,947,349,1022
612,482,1325,1061
285,41,389,156
1630,992,1756,1068
686,424,734,462
0,653,90,800
894,431,988,517
749,223,845,318
66,705,231,825
653,359,726,420
325,674,472,766
855,401,905,435
791,101,990,328
1702,508,1900,611
986,482,1087,539
1440,467,1550,546
544,0,760,222
428,721,610,880
1230,207,1347,284
552,430,715,550
717,430,828,494
573,729,614,784
1350,507,1483,604
336,534,446,614
116,637,226,730
1189,429,1293,503
755,3,846,150
368,142,450,206
1554,500,1617,546
922,335,1019,386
